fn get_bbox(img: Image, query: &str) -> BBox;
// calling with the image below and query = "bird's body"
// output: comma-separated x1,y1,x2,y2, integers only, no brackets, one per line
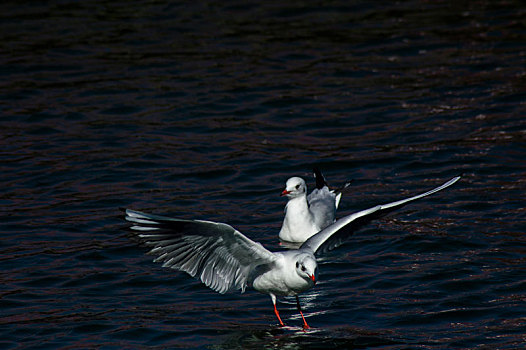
252,251,316,297
279,170,350,243
279,186,321,242
125,175,460,328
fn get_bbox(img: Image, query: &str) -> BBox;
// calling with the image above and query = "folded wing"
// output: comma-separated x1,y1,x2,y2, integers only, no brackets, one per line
125,209,277,294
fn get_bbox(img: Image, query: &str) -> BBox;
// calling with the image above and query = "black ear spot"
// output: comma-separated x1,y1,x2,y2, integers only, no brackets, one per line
296,262,299,268
301,266,306,272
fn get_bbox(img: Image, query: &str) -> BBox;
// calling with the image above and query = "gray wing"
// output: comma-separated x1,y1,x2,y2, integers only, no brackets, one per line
300,176,461,255
125,209,278,294
307,187,337,229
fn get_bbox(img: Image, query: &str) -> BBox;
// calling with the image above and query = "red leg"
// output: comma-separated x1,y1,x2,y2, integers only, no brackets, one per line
298,309,310,330
273,302,285,326
296,296,310,330
270,294,285,326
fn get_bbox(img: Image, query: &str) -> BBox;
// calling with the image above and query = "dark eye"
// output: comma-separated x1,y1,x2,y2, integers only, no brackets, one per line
296,262,299,268
295,184,300,189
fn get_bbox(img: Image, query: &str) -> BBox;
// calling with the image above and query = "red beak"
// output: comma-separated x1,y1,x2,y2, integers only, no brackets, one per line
281,190,290,196
310,274,316,282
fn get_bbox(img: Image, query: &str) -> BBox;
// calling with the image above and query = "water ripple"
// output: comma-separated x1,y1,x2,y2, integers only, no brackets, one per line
1,0,525,348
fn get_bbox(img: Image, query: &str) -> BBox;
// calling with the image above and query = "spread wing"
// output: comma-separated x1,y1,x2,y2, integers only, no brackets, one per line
125,209,278,294
301,176,461,255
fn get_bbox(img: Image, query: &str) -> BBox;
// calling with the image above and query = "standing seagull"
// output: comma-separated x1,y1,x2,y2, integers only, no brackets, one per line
125,176,460,329
279,169,351,243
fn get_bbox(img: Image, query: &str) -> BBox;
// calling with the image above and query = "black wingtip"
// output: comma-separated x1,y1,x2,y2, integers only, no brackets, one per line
313,168,328,189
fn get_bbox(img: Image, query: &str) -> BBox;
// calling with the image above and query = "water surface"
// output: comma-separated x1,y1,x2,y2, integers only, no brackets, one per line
1,1,525,349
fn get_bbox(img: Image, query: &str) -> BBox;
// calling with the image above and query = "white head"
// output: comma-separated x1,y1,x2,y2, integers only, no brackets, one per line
295,254,318,284
281,177,307,198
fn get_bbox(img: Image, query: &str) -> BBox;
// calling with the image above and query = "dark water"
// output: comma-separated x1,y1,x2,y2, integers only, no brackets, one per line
1,0,525,348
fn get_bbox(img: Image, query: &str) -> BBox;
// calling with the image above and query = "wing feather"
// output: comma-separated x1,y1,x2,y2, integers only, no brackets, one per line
125,209,277,294
301,176,461,254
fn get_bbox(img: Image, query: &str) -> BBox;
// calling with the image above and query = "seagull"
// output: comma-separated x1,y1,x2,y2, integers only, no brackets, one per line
125,175,460,329
279,168,351,243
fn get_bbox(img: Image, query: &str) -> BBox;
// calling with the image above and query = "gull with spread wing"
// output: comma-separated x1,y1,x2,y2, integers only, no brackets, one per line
125,176,460,329
279,168,351,243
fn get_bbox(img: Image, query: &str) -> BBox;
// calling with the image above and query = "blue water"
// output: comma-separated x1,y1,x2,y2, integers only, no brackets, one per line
1,0,525,348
